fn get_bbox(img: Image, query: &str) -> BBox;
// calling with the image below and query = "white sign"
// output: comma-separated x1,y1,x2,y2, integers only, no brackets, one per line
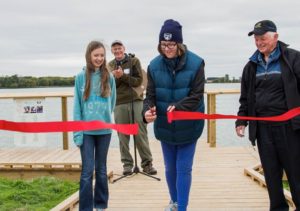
13,98,47,147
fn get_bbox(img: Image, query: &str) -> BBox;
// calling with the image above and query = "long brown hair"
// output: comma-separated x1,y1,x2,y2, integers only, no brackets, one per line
83,41,110,100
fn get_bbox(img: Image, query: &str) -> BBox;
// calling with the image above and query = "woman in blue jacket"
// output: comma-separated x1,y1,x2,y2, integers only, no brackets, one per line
73,41,116,211
143,19,205,211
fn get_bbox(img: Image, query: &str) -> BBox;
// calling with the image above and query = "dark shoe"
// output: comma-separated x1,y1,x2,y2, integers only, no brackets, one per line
143,164,157,175
122,168,132,175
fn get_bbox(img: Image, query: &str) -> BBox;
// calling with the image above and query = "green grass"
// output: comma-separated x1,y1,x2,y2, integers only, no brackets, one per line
283,180,290,191
0,176,79,211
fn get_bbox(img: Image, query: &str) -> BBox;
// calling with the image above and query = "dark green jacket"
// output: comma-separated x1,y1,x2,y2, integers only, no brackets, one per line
108,54,143,105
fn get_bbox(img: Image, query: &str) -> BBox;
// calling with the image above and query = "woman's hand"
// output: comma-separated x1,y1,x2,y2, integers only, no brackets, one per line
145,106,157,123
167,105,175,112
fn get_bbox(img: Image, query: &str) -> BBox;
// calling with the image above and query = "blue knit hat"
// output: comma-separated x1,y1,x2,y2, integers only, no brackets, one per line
159,19,183,43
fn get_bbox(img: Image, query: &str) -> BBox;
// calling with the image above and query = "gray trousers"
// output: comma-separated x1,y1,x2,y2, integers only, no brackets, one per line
114,101,153,169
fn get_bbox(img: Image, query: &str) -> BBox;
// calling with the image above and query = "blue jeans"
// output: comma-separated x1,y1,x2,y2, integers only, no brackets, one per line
79,134,111,211
161,140,197,211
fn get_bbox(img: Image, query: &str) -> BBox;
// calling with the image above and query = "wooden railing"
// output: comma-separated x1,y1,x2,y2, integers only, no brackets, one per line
0,92,73,150
206,89,240,147
0,89,240,149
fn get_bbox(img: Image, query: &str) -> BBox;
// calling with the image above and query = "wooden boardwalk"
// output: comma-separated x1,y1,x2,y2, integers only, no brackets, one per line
0,139,273,210
79,140,270,211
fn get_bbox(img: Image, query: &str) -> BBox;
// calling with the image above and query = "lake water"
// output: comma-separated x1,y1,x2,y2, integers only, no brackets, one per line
0,83,251,148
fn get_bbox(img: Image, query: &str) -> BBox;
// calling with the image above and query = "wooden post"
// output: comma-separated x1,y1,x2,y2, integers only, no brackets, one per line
207,93,216,147
207,94,211,144
61,96,69,150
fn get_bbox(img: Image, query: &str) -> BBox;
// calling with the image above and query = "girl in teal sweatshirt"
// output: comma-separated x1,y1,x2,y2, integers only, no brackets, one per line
73,41,116,211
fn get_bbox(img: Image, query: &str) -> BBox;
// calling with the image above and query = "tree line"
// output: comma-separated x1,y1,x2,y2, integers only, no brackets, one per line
0,75,75,88
0,74,240,89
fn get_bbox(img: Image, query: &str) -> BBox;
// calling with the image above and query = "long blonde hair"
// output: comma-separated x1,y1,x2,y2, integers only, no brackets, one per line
84,41,110,100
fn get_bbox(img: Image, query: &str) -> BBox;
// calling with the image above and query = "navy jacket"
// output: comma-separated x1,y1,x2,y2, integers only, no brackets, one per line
236,41,300,145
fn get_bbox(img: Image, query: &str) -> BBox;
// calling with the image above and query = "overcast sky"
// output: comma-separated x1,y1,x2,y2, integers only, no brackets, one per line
0,0,299,78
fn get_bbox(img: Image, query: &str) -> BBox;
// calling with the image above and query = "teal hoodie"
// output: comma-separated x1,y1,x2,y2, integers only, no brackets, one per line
73,68,116,146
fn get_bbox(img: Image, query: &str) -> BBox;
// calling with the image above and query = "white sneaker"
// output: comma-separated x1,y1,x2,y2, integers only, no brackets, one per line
164,201,178,211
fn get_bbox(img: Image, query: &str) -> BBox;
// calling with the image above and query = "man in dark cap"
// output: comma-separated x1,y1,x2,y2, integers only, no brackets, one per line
108,40,157,176
236,20,300,211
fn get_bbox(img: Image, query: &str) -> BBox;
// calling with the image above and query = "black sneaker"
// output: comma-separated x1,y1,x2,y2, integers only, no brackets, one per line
123,168,133,175
143,164,157,175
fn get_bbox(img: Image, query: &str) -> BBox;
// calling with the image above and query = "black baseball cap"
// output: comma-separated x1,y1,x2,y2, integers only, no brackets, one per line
248,20,277,36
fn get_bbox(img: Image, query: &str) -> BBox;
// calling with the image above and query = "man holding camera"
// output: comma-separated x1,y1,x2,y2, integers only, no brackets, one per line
108,40,157,175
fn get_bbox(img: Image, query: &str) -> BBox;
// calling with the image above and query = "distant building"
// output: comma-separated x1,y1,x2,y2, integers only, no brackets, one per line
206,77,221,83
206,75,240,83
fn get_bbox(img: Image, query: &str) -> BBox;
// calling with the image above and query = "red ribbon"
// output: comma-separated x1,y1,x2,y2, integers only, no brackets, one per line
0,120,138,135
167,107,300,123
3,107,300,135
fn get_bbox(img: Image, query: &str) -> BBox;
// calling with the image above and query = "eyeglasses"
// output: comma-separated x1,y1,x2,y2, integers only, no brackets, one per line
160,43,177,50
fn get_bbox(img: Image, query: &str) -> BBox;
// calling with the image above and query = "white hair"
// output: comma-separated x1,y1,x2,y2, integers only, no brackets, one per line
266,31,278,38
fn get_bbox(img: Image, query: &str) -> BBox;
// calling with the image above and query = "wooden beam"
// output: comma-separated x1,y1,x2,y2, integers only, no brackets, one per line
244,163,295,209
61,96,69,150
207,93,216,147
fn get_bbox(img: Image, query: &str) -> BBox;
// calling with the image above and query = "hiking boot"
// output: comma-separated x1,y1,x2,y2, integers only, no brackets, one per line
164,201,178,211
122,167,133,175
143,163,157,175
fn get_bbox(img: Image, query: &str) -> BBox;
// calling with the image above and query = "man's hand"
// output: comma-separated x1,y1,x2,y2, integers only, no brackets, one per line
145,106,157,123
112,66,123,79
236,125,245,137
